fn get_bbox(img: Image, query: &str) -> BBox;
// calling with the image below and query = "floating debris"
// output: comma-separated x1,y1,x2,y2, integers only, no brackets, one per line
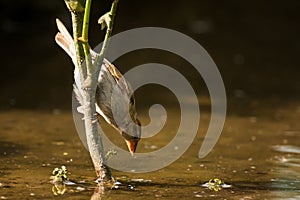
127,184,135,190
64,180,76,186
131,178,152,183
110,177,152,190
76,186,85,191
111,181,122,189
202,178,231,191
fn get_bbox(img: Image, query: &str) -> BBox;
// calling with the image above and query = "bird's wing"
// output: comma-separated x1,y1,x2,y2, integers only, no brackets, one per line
102,59,132,96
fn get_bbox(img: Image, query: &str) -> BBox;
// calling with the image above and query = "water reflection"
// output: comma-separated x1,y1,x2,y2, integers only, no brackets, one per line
270,145,300,199
1,99,300,199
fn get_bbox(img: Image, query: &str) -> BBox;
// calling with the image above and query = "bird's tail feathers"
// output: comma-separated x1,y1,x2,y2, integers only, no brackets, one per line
55,18,84,113
55,18,76,65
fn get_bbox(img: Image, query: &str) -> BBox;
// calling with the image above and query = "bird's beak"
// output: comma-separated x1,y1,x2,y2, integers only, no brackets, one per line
125,139,137,156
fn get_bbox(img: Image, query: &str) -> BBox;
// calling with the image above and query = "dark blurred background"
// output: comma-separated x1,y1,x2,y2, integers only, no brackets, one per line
1,0,300,111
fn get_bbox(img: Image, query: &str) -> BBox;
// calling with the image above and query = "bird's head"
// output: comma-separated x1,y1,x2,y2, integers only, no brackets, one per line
119,95,141,155
121,117,141,155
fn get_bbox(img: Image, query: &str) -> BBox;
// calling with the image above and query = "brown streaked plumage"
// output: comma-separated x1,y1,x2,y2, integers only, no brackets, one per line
55,19,141,155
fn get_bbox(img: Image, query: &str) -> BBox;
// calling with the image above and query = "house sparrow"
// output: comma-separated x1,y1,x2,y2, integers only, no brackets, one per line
55,19,141,155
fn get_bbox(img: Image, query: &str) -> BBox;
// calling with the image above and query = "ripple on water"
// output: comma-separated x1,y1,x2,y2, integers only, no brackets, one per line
269,144,300,199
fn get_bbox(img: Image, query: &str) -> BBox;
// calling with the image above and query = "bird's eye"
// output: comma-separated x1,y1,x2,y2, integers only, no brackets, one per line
133,136,139,140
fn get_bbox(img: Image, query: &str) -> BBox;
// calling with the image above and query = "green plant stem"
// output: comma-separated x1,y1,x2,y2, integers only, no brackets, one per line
64,0,87,82
94,0,119,67
81,0,91,41
80,0,93,78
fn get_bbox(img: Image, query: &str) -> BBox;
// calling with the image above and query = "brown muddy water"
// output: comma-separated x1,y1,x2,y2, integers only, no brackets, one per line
1,1,300,199
0,97,299,200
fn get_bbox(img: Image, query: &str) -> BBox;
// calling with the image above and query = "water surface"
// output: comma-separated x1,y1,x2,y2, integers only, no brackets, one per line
0,97,299,199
